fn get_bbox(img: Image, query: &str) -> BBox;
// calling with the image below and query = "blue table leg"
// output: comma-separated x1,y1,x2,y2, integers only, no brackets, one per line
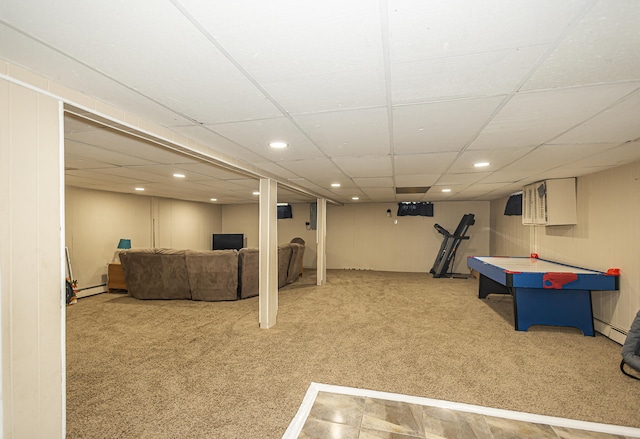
514,288,594,336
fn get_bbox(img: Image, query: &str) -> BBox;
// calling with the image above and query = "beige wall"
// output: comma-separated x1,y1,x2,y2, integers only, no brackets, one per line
489,162,640,337
154,197,222,250
221,204,259,248
65,187,153,295
222,201,490,274
490,195,531,256
324,201,489,273
65,187,222,296
534,162,640,338
0,80,64,437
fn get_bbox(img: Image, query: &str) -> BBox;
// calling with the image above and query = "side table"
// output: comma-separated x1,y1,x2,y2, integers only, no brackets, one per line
107,263,127,293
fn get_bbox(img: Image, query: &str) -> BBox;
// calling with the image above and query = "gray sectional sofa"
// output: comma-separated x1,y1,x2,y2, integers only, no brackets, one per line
119,241,304,301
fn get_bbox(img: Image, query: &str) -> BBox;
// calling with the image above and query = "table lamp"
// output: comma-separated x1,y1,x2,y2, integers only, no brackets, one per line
112,239,131,263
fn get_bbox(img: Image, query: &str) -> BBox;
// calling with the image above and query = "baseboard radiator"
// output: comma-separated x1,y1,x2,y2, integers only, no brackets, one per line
76,283,107,299
594,317,628,345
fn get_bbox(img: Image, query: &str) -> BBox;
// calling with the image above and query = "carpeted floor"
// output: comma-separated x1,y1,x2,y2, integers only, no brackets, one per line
66,270,639,438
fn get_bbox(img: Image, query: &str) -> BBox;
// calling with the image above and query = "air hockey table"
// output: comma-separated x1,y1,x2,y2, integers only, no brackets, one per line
467,255,619,336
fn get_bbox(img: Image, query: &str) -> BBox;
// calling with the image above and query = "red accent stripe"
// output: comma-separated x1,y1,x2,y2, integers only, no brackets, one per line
543,272,578,289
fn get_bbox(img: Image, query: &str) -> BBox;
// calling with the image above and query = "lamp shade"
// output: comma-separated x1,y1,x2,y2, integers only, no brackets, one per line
117,239,131,249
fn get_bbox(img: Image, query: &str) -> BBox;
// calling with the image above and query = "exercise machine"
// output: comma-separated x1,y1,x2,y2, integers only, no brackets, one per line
430,213,475,278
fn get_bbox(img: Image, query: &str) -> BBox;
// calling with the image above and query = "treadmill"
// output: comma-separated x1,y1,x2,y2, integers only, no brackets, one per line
430,213,475,278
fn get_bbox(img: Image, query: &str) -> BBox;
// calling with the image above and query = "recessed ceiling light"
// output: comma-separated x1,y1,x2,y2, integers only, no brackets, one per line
210,198,217,202
352,196,359,201
331,183,341,188
173,173,186,178
474,162,490,168
442,188,451,193
135,187,145,191
252,191,260,196
269,141,288,149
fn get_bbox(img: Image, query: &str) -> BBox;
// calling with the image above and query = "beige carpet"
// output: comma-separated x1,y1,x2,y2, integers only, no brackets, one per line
66,270,639,438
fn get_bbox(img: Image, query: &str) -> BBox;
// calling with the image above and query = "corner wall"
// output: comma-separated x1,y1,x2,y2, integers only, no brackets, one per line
489,196,531,256
65,187,222,296
490,161,640,338
535,162,640,339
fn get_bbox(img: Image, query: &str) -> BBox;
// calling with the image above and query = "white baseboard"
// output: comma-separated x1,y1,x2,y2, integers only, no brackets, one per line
76,285,106,298
594,318,627,345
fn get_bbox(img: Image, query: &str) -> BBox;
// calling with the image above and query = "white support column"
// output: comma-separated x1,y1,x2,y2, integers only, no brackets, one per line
316,198,327,286
0,80,65,437
258,178,278,329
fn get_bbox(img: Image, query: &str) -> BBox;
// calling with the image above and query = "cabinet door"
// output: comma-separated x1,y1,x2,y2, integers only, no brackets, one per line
545,178,577,225
522,178,577,226
522,184,535,225
534,181,547,225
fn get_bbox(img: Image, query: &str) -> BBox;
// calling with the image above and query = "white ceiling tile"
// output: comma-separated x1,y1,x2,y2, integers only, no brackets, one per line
352,177,395,188
394,152,459,174
394,174,440,187
391,46,547,104
207,117,324,161
278,159,348,187
66,129,199,165
262,68,387,114
293,107,390,157
179,0,383,82
501,143,618,174
468,83,640,149
458,182,511,193
252,162,302,180
65,172,129,187
3,1,281,123
387,0,587,62
65,169,151,186
553,90,640,144
393,97,504,154
568,141,640,169
481,171,536,185
437,173,491,186
0,25,197,128
522,0,640,90
171,125,266,163
333,156,392,178
446,147,535,173
65,140,156,168
360,187,396,200
4,1,639,205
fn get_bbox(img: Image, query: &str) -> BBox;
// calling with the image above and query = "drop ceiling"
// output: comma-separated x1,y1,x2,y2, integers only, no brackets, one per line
1,0,640,205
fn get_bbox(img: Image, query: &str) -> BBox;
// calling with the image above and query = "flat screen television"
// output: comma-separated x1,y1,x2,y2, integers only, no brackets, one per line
212,233,244,250
277,204,293,219
504,192,523,216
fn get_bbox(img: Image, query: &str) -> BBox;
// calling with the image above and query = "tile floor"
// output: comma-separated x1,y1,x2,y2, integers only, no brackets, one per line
283,384,640,439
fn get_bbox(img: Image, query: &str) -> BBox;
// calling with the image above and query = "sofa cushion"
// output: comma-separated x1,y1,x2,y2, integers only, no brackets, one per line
185,250,239,301
120,248,191,300
238,248,260,299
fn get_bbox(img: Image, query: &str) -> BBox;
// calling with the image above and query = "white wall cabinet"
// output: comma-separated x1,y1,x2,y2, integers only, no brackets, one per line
522,178,577,226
